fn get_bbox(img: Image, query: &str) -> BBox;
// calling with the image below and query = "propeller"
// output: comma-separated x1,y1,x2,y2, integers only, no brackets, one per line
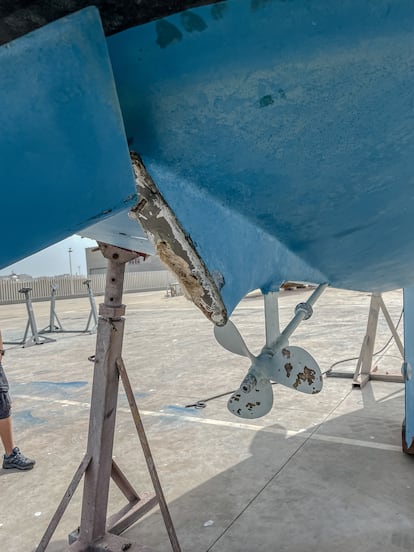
214,286,326,419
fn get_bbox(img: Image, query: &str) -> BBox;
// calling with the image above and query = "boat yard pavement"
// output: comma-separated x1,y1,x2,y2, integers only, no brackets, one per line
0,287,412,552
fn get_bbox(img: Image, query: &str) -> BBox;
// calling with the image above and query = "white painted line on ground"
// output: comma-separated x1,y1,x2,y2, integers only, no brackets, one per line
15,394,91,409
15,394,401,453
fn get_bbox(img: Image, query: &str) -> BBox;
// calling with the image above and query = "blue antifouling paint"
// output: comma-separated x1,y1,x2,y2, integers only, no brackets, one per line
107,0,414,316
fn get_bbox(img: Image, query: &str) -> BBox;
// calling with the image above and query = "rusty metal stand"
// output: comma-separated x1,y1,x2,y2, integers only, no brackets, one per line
326,293,404,388
35,244,181,552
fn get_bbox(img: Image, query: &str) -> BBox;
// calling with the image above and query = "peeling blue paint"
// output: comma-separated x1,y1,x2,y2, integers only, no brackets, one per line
180,11,208,33
16,381,88,399
156,20,183,48
13,410,46,427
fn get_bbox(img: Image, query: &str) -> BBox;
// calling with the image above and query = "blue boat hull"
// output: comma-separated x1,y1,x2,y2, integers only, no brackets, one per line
108,0,414,316
1,0,414,319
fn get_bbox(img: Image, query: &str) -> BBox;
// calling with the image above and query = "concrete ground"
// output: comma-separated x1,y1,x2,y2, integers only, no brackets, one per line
0,286,412,552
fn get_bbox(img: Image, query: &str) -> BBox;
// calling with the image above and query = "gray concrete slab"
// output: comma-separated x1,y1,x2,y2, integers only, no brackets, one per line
0,287,411,551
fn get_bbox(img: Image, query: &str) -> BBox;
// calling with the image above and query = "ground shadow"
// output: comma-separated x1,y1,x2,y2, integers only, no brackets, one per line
109,386,414,552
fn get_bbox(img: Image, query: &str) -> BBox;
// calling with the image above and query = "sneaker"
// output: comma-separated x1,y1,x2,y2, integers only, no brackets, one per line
3,447,35,470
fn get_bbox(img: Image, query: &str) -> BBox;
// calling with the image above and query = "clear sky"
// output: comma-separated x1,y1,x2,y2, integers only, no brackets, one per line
0,235,98,278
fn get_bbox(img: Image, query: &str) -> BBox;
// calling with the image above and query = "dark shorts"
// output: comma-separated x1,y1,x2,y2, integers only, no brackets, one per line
0,363,11,419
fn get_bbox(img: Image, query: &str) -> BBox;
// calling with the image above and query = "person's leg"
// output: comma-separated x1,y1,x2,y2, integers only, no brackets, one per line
0,391,35,470
0,363,13,455
0,415,14,456
0,388,13,456
1,411,35,469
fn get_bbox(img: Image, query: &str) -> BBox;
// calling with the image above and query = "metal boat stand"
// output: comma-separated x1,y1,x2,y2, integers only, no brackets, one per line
82,280,99,334
35,244,181,552
3,287,56,347
403,288,414,454
40,280,98,335
326,292,404,388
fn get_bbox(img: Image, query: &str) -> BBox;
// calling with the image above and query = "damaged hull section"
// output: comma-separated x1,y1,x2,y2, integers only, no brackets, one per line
130,153,227,325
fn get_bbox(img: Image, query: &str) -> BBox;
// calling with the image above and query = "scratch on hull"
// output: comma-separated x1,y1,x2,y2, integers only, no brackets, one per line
130,152,227,325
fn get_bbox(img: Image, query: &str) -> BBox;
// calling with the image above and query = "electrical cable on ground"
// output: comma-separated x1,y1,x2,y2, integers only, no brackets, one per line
323,309,403,376
185,382,279,409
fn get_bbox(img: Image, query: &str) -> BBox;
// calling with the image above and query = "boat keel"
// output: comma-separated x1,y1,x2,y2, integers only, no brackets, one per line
129,152,227,326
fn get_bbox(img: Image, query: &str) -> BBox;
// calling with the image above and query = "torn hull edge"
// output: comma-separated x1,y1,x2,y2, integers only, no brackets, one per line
130,152,227,326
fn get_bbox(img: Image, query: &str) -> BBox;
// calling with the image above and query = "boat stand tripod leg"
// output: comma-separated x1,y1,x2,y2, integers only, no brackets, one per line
82,279,98,334
117,357,181,552
3,287,55,346
40,284,65,333
352,292,381,387
35,243,180,552
326,292,404,387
